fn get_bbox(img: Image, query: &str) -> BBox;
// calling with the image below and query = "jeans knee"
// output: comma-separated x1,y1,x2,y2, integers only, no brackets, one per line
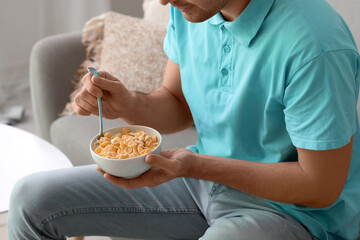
11,174,36,206
8,170,75,239
8,173,45,238
10,175,30,210
9,172,52,223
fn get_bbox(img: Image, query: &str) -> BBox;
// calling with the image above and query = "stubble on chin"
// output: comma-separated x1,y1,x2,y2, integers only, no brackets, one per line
181,10,218,23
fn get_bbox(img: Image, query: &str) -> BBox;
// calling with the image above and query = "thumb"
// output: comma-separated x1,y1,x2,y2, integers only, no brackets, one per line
145,154,175,172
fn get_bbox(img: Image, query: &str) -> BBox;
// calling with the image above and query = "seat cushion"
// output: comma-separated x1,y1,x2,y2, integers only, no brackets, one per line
50,114,198,166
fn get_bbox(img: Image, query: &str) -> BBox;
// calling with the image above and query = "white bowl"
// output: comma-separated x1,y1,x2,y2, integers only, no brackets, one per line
89,125,162,179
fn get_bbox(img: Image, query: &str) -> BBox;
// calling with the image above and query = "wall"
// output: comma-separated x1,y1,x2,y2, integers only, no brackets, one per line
328,0,360,48
111,0,144,18
0,0,142,104
327,0,360,116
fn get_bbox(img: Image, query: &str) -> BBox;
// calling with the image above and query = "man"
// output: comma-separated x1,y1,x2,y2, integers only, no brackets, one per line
8,0,360,239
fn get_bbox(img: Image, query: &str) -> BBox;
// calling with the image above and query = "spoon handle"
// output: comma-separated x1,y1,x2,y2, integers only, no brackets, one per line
87,67,104,138
97,98,103,137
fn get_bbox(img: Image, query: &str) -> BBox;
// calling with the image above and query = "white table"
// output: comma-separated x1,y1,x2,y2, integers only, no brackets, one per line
0,124,73,213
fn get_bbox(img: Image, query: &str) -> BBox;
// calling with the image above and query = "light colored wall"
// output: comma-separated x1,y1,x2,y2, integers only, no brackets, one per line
0,0,143,104
0,0,144,104
328,0,360,48
110,0,144,18
0,0,111,103
327,0,360,117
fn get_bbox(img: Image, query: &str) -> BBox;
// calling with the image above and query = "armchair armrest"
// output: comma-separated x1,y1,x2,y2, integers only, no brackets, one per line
30,31,86,141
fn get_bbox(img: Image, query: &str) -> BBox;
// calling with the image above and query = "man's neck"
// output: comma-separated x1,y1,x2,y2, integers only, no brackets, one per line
221,0,251,21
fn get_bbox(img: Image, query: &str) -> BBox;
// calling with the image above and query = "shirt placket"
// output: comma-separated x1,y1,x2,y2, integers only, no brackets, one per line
219,25,233,92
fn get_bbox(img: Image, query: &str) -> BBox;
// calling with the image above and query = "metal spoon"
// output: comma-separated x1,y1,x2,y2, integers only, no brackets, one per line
87,67,104,141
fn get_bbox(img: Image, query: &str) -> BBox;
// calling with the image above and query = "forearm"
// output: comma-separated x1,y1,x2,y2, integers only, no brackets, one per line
120,59,192,133
188,153,340,208
122,86,193,134
74,60,193,133
102,141,351,208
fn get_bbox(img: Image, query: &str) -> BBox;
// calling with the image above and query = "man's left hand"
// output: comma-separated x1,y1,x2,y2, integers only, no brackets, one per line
96,148,195,189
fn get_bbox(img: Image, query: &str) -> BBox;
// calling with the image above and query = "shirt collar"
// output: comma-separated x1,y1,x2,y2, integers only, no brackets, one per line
208,0,275,47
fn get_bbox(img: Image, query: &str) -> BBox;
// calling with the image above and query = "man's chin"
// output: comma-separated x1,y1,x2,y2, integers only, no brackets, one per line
182,13,213,23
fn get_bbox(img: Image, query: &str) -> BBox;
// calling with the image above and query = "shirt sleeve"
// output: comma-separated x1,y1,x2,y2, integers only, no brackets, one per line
283,50,360,150
163,6,179,64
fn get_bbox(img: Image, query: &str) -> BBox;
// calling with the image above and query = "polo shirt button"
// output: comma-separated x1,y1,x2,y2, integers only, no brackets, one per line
223,45,231,53
221,68,229,76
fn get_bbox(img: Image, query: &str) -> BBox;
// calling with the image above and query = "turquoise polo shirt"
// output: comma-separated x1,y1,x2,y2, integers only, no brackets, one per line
163,0,360,239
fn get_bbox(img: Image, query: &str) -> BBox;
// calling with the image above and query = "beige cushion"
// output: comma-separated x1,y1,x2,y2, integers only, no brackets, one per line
142,0,170,27
100,12,167,93
63,11,168,114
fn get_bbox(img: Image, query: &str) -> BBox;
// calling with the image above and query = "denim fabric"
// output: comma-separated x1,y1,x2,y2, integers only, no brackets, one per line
8,165,314,239
183,178,316,240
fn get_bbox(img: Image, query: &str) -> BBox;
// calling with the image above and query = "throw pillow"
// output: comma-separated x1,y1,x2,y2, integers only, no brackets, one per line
143,0,170,27
100,11,168,94
62,11,168,115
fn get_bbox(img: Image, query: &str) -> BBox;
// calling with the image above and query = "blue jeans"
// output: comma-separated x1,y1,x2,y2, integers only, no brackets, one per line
8,165,315,240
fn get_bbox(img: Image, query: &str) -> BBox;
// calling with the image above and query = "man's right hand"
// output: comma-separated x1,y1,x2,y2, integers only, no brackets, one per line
72,70,134,119
72,59,193,134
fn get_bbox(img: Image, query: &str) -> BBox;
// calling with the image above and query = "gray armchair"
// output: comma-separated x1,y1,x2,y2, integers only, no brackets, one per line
30,31,85,143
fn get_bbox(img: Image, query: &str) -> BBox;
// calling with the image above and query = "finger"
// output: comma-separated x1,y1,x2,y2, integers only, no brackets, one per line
98,70,120,81
104,173,128,185
145,154,176,172
103,172,143,189
82,73,103,98
92,75,126,92
71,101,91,116
76,88,99,108
73,91,99,115
96,166,133,187
102,167,173,189
96,166,106,175
102,168,151,188
159,149,177,158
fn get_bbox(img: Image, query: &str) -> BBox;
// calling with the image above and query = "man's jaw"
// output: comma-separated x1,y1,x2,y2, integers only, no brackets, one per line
173,4,194,13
